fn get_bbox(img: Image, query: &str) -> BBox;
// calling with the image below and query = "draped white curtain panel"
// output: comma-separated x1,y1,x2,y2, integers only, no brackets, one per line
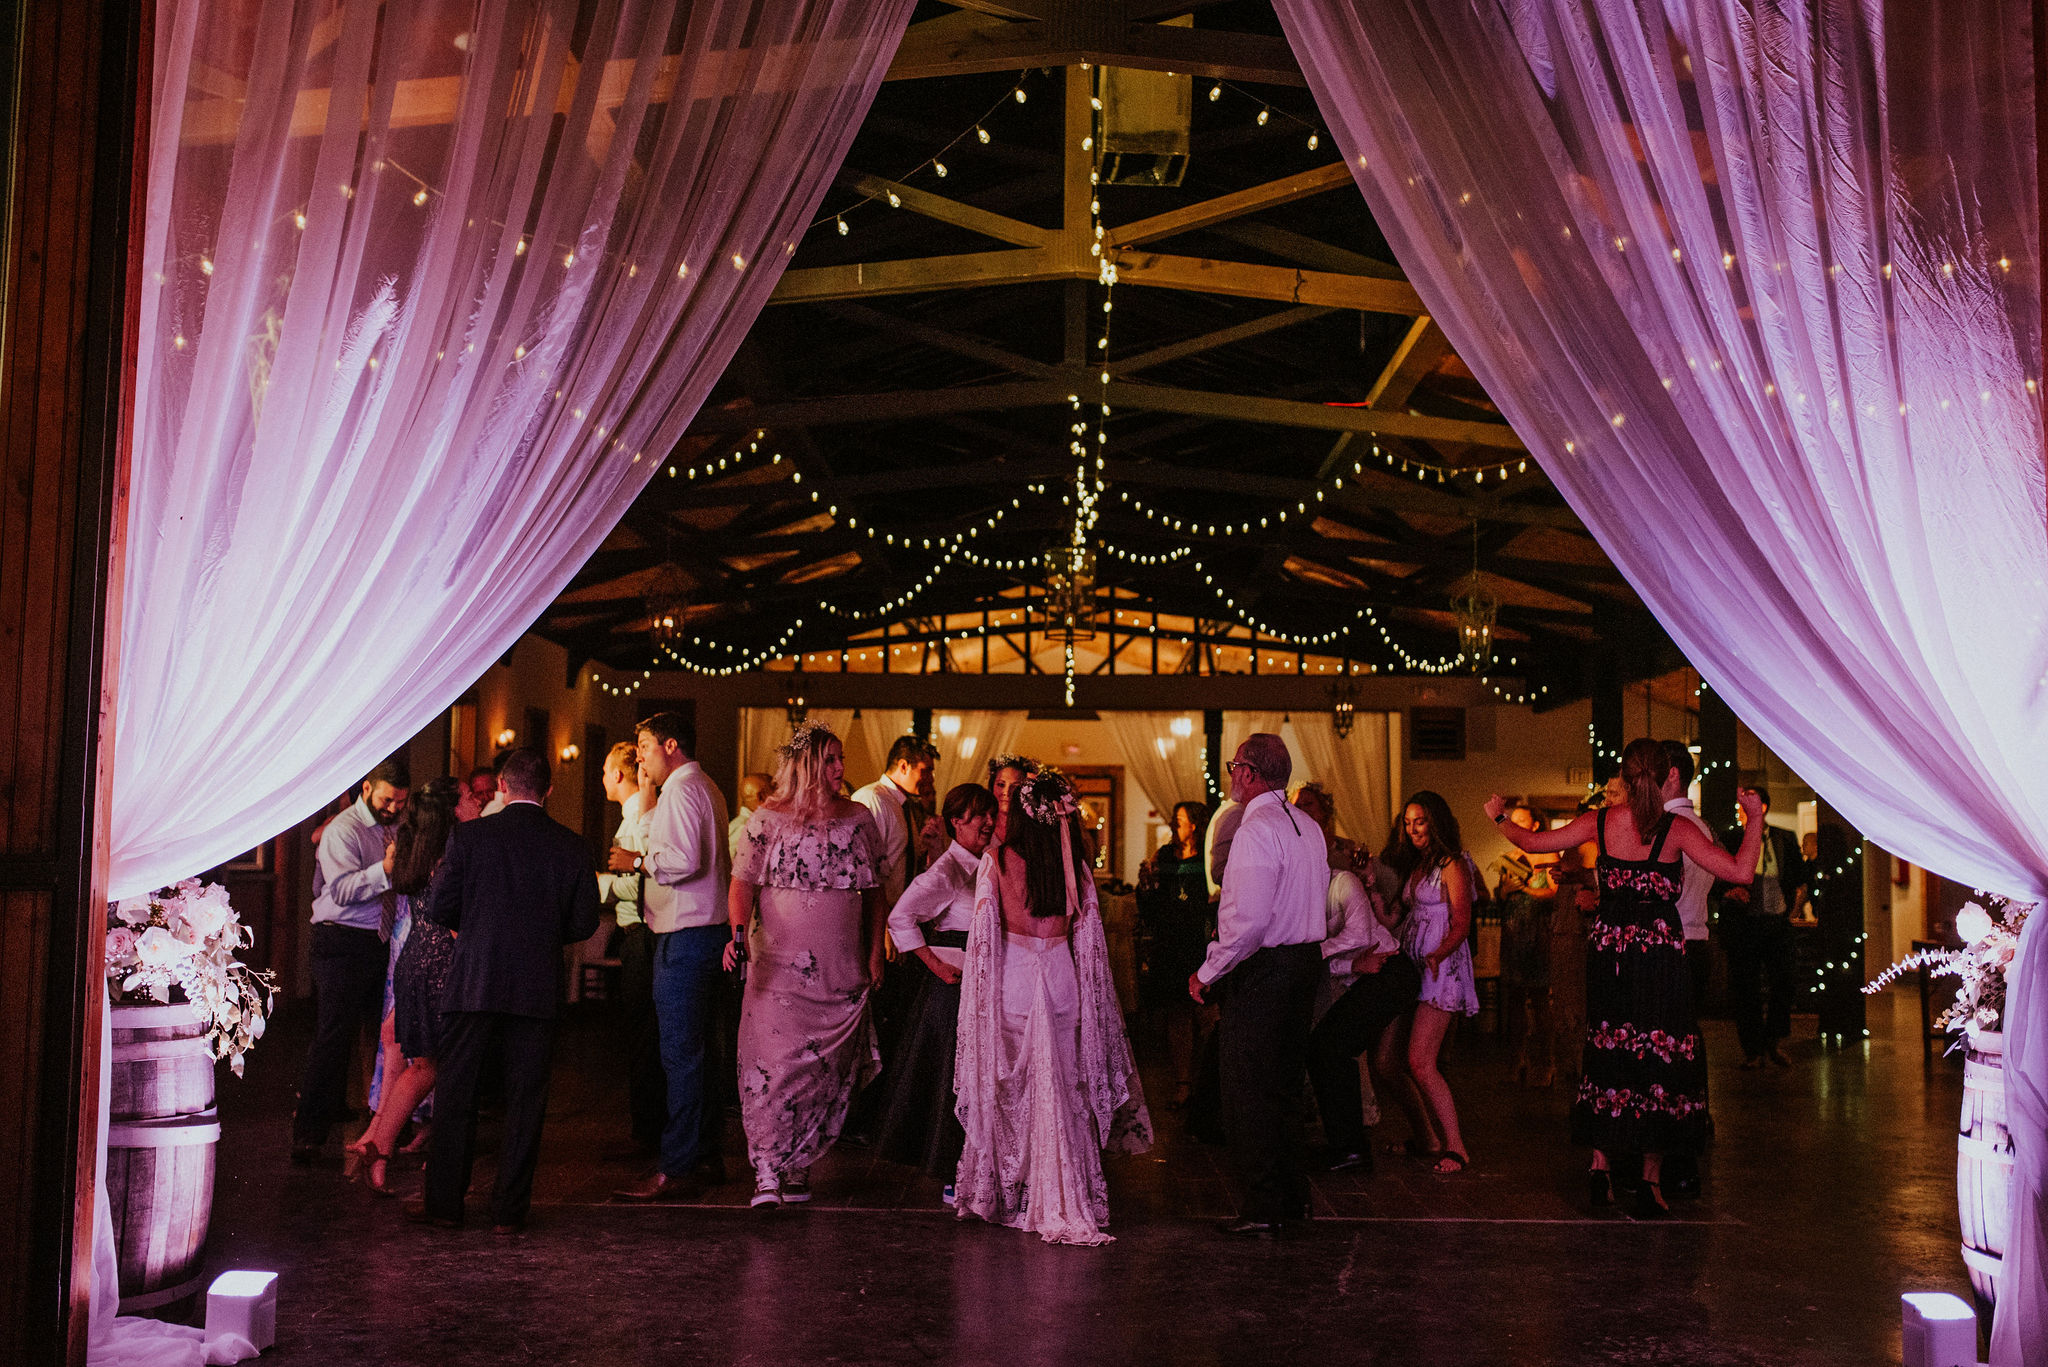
1271,2,2044,1359
1100,711,1208,838
932,710,1026,803
1292,710,1391,848
112,0,914,899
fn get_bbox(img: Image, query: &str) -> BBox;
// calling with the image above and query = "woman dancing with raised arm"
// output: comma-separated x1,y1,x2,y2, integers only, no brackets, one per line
1487,740,1764,1216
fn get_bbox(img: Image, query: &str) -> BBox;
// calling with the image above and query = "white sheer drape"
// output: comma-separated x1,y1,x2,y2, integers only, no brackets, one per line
933,710,1024,800
1101,712,1206,830
740,706,854,785
96,0,914,1355
113,0,914,897
1272,2,2044,1357
1292,711,1391,846
855,708,915,785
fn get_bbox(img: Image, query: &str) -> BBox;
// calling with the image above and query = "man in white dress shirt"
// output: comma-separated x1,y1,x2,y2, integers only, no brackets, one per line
598,743,663,1158
292,758,409,1162
612,712,731,1202
1190,734,1328,1237
727,771,771,864
1659,740,1715,1198
852,737,938,906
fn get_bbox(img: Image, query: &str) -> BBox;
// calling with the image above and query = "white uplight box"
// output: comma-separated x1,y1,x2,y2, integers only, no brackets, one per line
1899,1292,1978,1367
207,1270,278,1353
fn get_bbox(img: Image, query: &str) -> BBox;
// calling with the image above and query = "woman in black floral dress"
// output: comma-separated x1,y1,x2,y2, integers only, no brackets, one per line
1486,739,1763,1216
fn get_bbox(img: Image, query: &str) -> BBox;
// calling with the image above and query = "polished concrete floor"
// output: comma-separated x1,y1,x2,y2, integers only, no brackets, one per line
190,990,1971,1366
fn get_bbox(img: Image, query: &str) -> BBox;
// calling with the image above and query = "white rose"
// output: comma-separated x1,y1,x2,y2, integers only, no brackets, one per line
176,901,230,943
1955,904,1994,946
113,897,154,926
134,926,186,968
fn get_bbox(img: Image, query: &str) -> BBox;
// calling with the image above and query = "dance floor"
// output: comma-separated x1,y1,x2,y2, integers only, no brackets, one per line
197,991,1968,1366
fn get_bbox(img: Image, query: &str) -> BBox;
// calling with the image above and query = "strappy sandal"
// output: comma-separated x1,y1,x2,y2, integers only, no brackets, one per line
1383,1138,1443,1160
1430,1151,1469,1175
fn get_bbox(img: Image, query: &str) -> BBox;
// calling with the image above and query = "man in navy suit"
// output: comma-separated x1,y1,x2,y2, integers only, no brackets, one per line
410,748,601,1233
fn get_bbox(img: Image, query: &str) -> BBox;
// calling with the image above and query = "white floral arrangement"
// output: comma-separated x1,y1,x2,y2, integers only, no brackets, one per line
106,880,276,1076
1866,892,2030,1040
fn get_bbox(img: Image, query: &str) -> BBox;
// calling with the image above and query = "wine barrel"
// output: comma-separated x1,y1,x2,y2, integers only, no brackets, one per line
106,1002,218,1313
1957,1029,2011,1308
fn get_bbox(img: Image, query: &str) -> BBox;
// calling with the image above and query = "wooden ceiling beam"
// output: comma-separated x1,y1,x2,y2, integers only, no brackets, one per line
1107,163,1354,249
1115,253,1425,314
1116,305,1334,373
817,301,1066,379
1365,316,1453,411
1099,379,1522,450
837,171,1054,248
885,14,1305,85
769,247,1066,304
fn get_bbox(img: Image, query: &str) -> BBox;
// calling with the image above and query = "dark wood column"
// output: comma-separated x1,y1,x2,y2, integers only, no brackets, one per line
1697,680,1739,835
0,2,147,1363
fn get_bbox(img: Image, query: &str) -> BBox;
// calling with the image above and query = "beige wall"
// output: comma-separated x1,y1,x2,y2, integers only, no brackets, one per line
1403,698,1593,889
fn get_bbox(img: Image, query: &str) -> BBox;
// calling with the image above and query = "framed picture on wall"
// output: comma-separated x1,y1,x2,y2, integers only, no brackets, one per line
218,842,271,874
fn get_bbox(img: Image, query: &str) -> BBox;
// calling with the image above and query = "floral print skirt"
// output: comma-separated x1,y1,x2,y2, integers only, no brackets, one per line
740,885,880,1181
1569,910,1707,1156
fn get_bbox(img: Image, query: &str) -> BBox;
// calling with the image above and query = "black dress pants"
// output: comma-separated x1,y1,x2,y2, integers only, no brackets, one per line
426,1011,557,1227
616,923,667,1150
1725,914,1795,1059
1218,942,1322,1222
1306,954,1423,1155
292,923,389,1145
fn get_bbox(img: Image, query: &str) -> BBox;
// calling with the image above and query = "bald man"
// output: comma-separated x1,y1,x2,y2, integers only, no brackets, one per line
728,772,771,863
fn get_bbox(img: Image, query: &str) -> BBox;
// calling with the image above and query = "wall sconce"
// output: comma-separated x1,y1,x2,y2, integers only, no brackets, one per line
494,728,517,748
936,713,962,738
559,743,580,763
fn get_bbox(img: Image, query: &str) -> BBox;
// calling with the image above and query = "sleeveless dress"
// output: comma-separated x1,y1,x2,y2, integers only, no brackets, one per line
1570,810,1708,1155
1401,859,1481,1016
392,870,456,1060
733,804,886,1184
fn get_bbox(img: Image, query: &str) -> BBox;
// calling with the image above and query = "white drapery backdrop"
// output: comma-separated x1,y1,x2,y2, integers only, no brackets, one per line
112,0,914,898
95,1,915,1359
1292,710,1392,847
1101,711,1208,836
739,706,856,787
856,708,916,783
932,710,1025,801
1272,1,2045,1358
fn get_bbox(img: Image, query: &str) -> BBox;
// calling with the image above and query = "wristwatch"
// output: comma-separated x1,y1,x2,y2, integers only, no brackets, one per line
633,855,644,872
1492,811,1508,824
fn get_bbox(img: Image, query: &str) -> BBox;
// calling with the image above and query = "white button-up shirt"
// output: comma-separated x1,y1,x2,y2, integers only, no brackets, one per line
1199,790,1328,984
887,840,979,969
1321,868,1400,990
1664,797,1714,942
852,774,916,905
598,789,652,929
1203,798,1244,897
310,797,395,930
641,761,731,933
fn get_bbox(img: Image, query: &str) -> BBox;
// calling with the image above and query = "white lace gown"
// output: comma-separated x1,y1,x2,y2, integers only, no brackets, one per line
953,854,1152,1246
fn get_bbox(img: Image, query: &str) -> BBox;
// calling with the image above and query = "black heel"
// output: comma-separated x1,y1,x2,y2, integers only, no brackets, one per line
1588,1169,1613,1208
1633,1178,1669,1219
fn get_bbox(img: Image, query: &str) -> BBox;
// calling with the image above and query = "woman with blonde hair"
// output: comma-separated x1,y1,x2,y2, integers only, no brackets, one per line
1488,739,1764,1216
726,722,888,1208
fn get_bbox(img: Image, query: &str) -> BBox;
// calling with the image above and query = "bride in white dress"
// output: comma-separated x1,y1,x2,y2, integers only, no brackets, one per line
953,768,1151,1245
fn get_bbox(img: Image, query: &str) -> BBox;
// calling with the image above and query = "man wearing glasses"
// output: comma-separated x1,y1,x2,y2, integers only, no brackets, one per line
1190,734,1328,1239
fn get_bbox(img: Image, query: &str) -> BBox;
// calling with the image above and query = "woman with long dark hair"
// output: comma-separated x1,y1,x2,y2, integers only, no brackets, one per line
1489,739,1763,1215
1373,791,1481,1174
727,722,887,1208
1136,799,1210,1108
873,782,999,1195
346,776,468,1193
955,769,1151,1244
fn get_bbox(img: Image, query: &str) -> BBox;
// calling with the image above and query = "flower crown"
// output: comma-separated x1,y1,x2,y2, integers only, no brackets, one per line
986,752,1041,784
779,720,837,761
1017,770,1080,825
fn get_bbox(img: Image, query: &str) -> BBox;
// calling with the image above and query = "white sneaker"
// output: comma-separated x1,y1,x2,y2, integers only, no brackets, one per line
941,1184,956,1207
749,1179,782,1209
780,1169,812,1204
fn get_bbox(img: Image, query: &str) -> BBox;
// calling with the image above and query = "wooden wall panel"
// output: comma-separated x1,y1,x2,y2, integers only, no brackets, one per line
0,1,146,1363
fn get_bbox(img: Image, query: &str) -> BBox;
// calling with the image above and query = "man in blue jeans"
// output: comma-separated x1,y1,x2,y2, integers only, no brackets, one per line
612,711,731,1202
